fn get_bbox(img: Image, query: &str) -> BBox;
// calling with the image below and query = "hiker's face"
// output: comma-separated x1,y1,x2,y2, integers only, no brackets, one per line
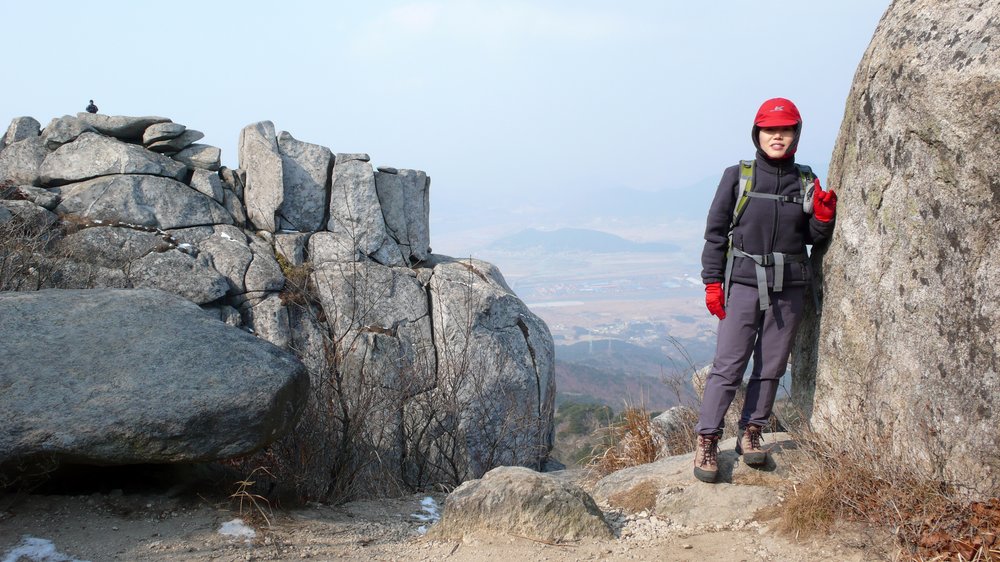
758,126,796,159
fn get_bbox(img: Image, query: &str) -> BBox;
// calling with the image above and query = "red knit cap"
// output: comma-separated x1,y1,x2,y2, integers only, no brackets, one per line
754,98,801,127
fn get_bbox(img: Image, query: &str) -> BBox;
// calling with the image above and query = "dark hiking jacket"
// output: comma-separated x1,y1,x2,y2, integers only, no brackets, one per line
700,153,835,288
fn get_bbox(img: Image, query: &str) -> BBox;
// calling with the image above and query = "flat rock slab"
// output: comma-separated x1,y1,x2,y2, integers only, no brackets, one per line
53,174,232,229
591,433,797,527
39,132,187,186
74,113,170,141
0,288,309,467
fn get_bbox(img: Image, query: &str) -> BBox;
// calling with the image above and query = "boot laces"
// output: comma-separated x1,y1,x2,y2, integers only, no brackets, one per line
746,425,764,450
698,436,719,466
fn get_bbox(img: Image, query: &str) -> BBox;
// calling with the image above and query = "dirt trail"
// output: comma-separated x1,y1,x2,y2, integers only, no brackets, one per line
0,488,882,561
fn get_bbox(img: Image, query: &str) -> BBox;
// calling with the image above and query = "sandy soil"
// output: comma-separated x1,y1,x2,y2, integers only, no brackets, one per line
0,485,885,562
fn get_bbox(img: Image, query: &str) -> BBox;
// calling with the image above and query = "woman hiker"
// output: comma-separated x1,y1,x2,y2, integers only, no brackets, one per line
693,98,837,483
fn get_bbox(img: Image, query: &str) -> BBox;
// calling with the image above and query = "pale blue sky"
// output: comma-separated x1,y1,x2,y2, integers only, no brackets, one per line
3,1,888,255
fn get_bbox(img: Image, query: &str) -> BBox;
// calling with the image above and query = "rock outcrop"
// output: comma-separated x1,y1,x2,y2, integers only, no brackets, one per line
0,112,555,499
0,289,308,466
809,1,1000,498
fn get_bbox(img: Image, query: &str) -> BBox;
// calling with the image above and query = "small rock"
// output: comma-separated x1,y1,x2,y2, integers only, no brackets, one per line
143,122,186,144
682,544,693,549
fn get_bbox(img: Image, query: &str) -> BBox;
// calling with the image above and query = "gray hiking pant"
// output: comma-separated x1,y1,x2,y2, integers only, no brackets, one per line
696,283,805,435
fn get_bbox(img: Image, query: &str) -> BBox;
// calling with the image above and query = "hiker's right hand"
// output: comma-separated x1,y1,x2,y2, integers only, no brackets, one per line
705,282,726,320
813,178,838,222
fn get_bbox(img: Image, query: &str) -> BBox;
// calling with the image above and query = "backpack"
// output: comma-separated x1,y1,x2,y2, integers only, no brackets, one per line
724,160,819,311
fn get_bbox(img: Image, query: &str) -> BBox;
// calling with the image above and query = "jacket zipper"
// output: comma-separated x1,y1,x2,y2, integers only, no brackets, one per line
770,168,780,254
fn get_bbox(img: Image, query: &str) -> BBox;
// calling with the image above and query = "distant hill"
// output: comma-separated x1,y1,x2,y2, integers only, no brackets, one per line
555,361,686,412
554,338,709,411
488,228,680,253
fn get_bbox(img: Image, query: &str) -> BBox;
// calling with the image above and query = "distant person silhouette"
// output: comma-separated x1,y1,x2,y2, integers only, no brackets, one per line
86,100,98,114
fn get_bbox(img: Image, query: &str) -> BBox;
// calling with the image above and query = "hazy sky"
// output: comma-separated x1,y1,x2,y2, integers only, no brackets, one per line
3,1,889,255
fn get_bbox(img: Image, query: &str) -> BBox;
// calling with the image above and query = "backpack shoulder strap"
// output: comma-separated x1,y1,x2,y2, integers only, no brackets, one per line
731,160,755,228
795,163,816,215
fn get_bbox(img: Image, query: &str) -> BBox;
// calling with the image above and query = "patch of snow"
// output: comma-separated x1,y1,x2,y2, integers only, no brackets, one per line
2,536,88,562
411,496,441,534
218,518,256,538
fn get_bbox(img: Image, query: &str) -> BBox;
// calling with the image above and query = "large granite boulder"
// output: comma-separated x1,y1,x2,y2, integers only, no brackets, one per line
173,144,222,171
0,289,309,467
143,122,186,144
38,132,187,186
810,1,1000,498
427,466,612,541
239,121,284,232
3,116,41,147
199,226,285,295
0,136,49,186
147,129,204,153
422,256,555,477
276,131,332,232
41,115,96,149
311,259,436,398
375,167,431,263
327,153,404,266
57,225,175,268
53,174,233,229
128,249,230,304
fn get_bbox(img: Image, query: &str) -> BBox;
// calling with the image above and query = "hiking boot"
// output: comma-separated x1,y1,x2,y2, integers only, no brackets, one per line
693,434,720,483
736,424,767,466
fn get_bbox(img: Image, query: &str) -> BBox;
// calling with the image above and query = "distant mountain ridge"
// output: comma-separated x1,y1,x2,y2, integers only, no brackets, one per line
488,227,680,253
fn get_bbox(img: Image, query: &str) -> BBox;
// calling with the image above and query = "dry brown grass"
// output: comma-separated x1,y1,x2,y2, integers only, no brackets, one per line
587,405,665,478
230,467,275,528
771,427,1000,561
606,480,660,513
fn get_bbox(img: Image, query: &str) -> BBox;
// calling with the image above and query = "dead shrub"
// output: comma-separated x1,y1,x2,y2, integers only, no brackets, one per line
275,252,316,308
658,407,699,458
587,404,665,478
772,426,1000,560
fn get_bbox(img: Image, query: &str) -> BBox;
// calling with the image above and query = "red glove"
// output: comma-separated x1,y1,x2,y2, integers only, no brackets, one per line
813,178,837,223
705,282,726,320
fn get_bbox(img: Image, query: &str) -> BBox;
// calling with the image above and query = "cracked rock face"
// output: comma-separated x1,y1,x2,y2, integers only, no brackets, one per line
425,257,555,477
810,0,1000,499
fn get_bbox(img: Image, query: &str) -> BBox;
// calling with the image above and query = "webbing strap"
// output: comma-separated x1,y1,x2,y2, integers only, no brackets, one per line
732,161,754,229
724,244,735,306
774,252,785,292
744,191,803,204
730,248,808,311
